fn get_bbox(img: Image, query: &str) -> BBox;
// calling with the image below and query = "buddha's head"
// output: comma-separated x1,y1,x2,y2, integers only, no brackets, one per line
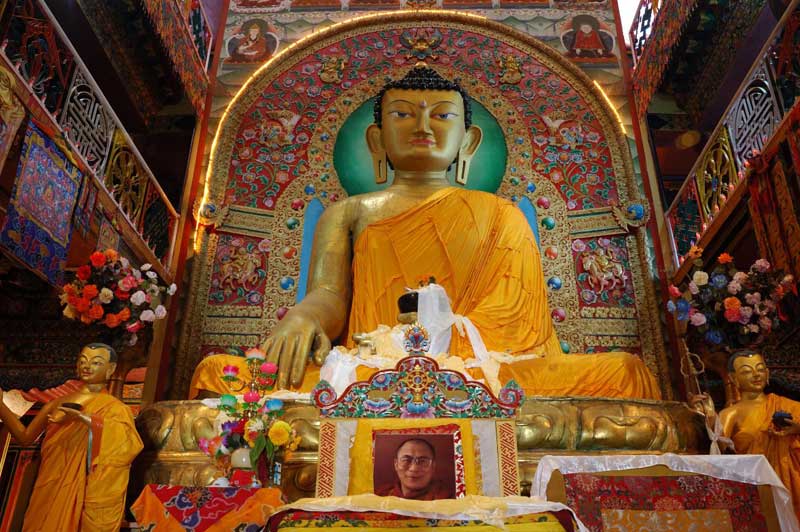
77,343,117,385
727,349,768,394
367,66,482,183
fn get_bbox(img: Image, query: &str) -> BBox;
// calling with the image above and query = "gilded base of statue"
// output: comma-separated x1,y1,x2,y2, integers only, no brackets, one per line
133,398,708,501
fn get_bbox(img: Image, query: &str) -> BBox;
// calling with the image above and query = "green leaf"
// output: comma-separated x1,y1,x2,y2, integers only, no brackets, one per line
250,433,267,465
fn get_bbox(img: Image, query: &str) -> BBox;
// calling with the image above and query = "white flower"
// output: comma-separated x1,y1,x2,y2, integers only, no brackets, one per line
130,290,147,306
692,271,709,286
140,263,152,271
154,305,167,319
139,309,156,322
99,288,114,304
120,257,130,269
146,271,157,279
147,284,160,296
733,271,748,283
132,269,142,280
167,283,177,296
128,333,138,346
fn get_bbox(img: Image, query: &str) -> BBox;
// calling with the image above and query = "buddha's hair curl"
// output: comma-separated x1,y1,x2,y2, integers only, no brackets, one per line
373,66,472,129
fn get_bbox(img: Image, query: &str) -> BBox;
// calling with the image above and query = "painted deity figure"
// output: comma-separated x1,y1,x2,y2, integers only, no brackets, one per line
0,343,143,531
696,350,800,518
191,66,660,401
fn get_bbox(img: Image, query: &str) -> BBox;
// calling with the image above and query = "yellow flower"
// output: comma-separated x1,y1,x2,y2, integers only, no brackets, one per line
288,435,302,452
268,420,292,446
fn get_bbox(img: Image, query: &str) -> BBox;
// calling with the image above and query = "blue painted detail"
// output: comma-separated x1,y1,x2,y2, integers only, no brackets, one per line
560,340,571,354
297,198,325,303
516,196,540,248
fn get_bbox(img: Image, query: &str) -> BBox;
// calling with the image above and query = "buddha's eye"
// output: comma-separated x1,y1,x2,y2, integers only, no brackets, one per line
389,111,411,118
434,112,457,120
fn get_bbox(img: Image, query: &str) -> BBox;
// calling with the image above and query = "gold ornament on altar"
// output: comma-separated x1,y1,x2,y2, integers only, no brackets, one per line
497,55,523,85
319,56,347,84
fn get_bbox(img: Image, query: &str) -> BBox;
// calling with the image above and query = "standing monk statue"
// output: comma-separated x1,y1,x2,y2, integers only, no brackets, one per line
696,349,800,518
191,65,660,400
0,343,143,531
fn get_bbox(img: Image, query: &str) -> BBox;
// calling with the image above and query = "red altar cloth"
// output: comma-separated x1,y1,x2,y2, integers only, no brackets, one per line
131,484,283,531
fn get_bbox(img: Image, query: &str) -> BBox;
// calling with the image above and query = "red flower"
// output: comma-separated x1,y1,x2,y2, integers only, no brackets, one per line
62,284,76,295
89,252,107,268
76,265,92,281
718,253,733,264
83,284,99,299
126,321,143,333
104,314,121,328
117,308,131,322
74,297,91,313
668,285,681,298
114,288,130,301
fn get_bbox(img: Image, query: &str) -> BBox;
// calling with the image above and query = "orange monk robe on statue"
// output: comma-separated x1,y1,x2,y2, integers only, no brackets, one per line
191,188,660,400
346,187,660,400
724,394,800,518
22,392,143,532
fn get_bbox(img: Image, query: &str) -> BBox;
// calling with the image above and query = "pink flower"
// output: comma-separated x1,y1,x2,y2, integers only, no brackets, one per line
130,290,146,306
733,271,748,284
753,259,771,273
243,391,260,403
154,305,167,319
245,347,266,360
727,281,742,295
118,275,137,291
747,323,760,333
759,316,772,331
126,320,143,333
139,309,156,322
223,365,239,377
689,313,707,326
744,292,762,306
260,362,278,374
738,306,753,324
668,284,681,298
688,281,699,295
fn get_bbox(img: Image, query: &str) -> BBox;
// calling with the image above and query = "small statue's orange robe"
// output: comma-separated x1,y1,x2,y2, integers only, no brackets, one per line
191,188,660,400
22,392,143,532
726,394,800,518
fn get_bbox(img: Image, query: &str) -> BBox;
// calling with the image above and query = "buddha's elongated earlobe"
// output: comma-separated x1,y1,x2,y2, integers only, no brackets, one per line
454,124,482,186
373,149,388,184
454,150,470,186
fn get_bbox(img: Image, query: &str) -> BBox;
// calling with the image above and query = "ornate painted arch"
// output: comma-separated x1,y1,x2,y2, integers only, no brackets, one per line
175,10,668,399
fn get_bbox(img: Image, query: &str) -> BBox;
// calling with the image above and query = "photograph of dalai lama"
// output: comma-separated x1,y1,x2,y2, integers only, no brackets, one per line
374,436,456,500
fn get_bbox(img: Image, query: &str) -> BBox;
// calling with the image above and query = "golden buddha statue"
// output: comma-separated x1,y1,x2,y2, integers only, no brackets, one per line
0,343,143,531
191,66,660,400
696,350,800,517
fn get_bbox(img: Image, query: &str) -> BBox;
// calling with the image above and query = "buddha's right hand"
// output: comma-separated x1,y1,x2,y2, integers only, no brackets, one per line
261,311,332,389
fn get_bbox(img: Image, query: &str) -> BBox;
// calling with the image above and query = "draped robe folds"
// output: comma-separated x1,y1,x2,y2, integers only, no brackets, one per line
726,394,800,518
189,187,660,399
22,392,143,532
346,188,660,400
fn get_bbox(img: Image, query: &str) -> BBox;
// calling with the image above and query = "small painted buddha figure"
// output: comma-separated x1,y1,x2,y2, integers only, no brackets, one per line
700,349,800,518
190,65,660,401
0,343,143,531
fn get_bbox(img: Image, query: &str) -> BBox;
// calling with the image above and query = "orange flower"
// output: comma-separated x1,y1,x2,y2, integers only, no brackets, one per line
88,304,104,320
67,294,80,308
62,284,76,295
104,248,119,262
83,284,99,299
105,313,121,328
117,308,131,322
718,253,733,264
80,314,93,324
723,297,741,310
687,245,704,260
89,251,107,268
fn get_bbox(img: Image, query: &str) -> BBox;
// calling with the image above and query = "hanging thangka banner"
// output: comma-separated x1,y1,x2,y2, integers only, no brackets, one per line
72,175,98,237
0,122,82,284
96,216,120,252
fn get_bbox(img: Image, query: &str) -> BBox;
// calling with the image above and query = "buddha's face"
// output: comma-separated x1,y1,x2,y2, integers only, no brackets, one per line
731,354,768,393
77,345,116,385
368,88,481,174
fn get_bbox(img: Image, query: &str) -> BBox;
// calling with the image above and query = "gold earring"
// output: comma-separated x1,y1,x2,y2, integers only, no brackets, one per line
454,150,471,186
373,150,388,184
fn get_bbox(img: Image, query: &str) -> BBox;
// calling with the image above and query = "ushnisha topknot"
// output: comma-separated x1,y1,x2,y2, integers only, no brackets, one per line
373,64,472,129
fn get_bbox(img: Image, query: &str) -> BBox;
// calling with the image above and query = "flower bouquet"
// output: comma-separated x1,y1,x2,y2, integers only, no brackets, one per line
667,252,796,349
60,249,176,346
199,348,301,487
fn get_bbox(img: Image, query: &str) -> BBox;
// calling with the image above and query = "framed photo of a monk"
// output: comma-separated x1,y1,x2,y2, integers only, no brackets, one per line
372,424,465,500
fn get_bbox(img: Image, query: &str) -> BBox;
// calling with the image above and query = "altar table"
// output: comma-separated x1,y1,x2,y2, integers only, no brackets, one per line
131,484,283,531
